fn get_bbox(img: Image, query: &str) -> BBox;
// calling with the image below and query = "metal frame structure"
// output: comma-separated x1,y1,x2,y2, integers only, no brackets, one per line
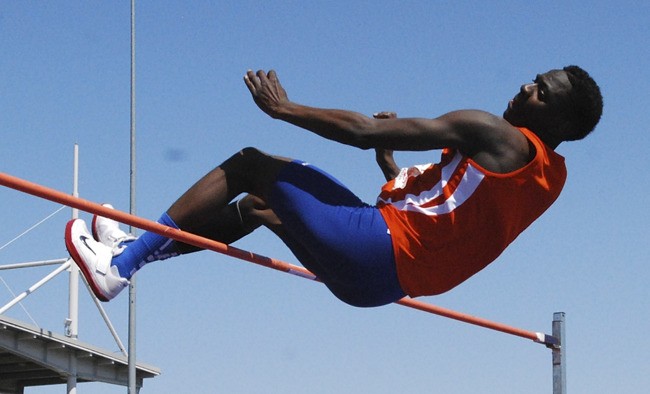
0,147,159,393
2,2,154,392
0,315,159,393
0,170,567,393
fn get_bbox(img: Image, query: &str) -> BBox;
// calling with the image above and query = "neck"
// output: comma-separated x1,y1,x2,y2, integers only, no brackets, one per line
529,127,562,150
540,135,562,150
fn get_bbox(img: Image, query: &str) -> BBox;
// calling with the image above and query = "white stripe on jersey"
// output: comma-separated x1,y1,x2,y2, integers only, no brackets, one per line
379,151,485,216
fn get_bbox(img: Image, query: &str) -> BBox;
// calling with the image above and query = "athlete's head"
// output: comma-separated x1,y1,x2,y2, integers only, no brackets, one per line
504,65,603,143
560,65,603,141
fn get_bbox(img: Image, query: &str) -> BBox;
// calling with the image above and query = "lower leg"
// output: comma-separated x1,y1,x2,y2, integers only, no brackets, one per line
167,147,290,235
173,194,279,254
110,148,290,276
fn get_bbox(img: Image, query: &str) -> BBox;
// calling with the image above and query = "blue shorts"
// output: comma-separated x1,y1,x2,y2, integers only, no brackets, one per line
268,160,405,307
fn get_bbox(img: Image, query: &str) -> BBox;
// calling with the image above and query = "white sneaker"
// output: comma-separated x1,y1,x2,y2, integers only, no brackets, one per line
92,204,136,256
65,219,129,302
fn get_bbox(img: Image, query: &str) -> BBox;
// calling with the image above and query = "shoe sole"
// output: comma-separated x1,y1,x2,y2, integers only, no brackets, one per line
91,214,99,242
91,203,110,242
92,203,118,245
65,220,110,302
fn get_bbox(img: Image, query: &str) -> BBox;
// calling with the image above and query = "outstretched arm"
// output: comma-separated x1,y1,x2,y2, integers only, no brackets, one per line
244,69,528,174
243,69,465,151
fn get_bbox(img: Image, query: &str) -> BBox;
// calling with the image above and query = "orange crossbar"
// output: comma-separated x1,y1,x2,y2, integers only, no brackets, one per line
0,171,556,346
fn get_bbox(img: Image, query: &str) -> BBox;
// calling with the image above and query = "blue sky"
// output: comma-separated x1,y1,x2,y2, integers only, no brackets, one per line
1,1,648,393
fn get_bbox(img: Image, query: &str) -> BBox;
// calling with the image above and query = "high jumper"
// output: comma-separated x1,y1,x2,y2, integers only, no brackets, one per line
64,66,602,307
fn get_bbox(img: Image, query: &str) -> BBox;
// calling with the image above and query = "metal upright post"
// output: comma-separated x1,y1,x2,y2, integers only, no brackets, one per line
552,312,566,394
67,144,80,394
128,0,138,392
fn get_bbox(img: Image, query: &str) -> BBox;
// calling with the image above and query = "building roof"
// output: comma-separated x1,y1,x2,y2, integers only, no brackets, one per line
0,314,160,393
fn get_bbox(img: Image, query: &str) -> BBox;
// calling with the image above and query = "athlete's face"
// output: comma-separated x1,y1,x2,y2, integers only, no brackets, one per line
503,70,573,138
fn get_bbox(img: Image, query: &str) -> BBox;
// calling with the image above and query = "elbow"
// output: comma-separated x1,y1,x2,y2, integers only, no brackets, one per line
345,133,376,150
352,136,374,150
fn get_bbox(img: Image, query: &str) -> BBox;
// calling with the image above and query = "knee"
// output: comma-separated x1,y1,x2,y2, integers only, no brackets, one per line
225,147,290,197
233,147,272,173
223,147,267,184
238,146,267,162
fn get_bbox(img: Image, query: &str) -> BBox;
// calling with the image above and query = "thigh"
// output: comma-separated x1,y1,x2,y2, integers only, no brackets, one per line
268,161,405,307
268,161,379,265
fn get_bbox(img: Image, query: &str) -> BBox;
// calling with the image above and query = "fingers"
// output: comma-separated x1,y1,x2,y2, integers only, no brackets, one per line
267,69,279,84
239,194,270,211
243,69,262,95
243,69,257,94
244,69,276,87
373,111,397,119
238,194,283,228
244,69,279,94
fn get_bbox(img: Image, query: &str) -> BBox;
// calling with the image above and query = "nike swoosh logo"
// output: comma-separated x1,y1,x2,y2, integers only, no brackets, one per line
80,235,96,255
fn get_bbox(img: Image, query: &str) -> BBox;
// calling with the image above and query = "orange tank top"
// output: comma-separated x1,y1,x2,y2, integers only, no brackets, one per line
377,127,567,297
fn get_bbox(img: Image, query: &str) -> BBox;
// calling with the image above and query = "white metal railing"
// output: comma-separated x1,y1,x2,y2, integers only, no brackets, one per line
0,145,129,361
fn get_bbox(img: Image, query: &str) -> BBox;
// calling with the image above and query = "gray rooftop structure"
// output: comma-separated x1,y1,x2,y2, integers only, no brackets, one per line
0,314,159,393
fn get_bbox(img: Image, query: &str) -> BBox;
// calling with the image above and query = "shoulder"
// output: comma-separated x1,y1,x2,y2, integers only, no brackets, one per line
439,110,532,173
438,110,512,133
437,110,526,150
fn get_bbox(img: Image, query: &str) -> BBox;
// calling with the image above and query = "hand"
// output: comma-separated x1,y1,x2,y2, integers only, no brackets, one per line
373,111,397,120
244,69,289,118
373,111,397,158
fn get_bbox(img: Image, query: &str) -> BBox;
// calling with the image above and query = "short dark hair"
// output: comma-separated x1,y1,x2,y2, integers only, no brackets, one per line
562,65,603,141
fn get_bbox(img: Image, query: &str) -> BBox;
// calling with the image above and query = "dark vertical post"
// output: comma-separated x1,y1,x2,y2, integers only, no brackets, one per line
552,312,566,394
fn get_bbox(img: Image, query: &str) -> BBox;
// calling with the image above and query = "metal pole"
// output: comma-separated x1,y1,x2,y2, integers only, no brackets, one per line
0,261,71,314
67,144,80,394
0,258,69,270
128,0,138,392
552,312,566,394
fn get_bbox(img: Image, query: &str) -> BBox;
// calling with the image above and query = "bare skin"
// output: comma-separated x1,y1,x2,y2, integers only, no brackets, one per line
166,148,289,253
168,68,576,252
243,69,573,165
373,112,401,181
